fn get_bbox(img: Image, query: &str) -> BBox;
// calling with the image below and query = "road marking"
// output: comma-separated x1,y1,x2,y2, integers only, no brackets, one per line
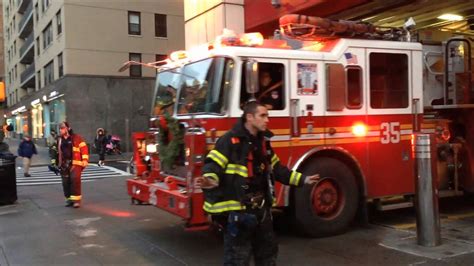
16,165,131,186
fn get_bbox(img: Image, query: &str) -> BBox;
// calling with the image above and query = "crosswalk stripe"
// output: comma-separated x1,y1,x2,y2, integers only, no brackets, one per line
16,165,131,186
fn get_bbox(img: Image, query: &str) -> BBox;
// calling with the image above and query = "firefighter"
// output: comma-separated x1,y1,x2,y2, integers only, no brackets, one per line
53,121,89,208
196,101,320,265
257,70,283,110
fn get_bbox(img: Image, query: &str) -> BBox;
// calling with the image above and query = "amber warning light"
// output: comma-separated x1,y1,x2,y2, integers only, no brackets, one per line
351,123,367,137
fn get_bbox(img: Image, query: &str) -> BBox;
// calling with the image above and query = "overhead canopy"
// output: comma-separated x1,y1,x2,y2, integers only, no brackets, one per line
245,0,474,39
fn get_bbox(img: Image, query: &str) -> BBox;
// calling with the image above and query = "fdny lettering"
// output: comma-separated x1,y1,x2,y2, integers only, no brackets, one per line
231,137,240,144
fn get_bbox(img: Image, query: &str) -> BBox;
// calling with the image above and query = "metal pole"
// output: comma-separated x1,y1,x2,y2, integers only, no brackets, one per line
125,118,130,152
413,133,441,247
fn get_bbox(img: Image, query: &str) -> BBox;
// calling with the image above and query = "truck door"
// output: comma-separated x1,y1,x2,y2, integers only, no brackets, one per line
366,49,415,198
289,60,325,164
323,47,369,189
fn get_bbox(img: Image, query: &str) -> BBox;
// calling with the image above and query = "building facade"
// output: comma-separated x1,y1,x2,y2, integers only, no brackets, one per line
3,0,184,149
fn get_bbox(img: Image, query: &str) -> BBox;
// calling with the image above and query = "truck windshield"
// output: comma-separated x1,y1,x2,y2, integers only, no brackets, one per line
177,57,234,115
152,68,181,116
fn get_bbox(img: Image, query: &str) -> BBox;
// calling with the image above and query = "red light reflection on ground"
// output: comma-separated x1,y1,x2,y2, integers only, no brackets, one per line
86,204,136,218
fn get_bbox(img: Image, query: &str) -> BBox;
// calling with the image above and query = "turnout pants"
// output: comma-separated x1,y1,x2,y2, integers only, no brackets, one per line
61,166,83,203
223,208,278,266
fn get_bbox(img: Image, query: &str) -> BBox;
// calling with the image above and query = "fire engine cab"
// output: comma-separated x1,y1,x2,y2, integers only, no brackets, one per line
126,15,474,237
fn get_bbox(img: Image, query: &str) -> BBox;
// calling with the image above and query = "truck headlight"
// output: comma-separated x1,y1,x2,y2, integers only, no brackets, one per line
146,144,158,153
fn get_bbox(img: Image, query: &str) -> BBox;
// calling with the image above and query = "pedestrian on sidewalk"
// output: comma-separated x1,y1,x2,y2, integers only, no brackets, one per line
52,121,89,208
17,134,37,177
94,128,107,166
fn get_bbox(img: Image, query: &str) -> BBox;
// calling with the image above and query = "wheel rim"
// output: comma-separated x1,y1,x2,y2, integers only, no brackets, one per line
311,178,344,219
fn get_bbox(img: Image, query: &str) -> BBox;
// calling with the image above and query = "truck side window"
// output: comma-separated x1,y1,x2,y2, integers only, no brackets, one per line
346,66,362,109
369,53,408,109
177,57,233,115
240,62,285,110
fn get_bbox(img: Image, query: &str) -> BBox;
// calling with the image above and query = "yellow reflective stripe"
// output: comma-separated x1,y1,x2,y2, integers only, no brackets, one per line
78,142,87,148
69,195,82,200
290,171,302,186
271,154,279,167
207,150,228,168
272,197,277,207
82,155,89,159
203,200,245,213
72,160,86,167
225,164,248,177
203,173,219,182
72,147,80,152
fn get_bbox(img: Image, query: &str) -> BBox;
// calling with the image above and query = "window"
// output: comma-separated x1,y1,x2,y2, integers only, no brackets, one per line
36,37,40,56
58,53,63,77
156,54,167,62
56,10,62,35
35,3,39,21
14,65,17,80
13,41,16,55
346,66,363,109
128,11,141,35
129,53,141,77
44,60,54,86
241,62,285,110
155,14,167,38
12,16,15,32
177,57,234,115
369,53,409,109
42,0,50,12
153,68,181,116
37,71,41,88
42,22,53,49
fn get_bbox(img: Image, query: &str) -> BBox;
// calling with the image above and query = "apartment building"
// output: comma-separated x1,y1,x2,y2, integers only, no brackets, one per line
3,0,184,148
0,2,5,109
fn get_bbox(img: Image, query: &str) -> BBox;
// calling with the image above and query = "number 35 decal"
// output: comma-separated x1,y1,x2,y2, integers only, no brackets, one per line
380,122,400,144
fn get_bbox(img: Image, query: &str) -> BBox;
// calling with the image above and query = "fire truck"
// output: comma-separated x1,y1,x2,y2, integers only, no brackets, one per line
126,15,473,237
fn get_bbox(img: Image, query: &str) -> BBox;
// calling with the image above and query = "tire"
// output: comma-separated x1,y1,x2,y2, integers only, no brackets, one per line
293,157,359,237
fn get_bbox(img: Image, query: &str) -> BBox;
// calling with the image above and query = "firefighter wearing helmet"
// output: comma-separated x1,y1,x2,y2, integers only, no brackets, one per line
50,121,89,208
196,101,320,265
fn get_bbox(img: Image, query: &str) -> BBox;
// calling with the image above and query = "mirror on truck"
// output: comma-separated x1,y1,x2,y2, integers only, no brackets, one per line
245,60,259,94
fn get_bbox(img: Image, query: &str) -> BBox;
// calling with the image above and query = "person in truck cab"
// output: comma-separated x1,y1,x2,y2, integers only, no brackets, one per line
196,101,320,265
257,70,283,110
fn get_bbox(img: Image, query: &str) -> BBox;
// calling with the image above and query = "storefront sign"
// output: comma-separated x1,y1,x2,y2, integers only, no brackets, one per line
11,106,26,115
42,91,64,102
31,99,40,106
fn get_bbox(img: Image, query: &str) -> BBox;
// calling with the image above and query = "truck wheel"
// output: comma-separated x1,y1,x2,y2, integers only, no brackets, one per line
294,157,359,237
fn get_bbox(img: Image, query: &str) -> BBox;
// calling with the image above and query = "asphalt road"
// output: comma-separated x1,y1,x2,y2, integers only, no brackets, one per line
2,164,474,265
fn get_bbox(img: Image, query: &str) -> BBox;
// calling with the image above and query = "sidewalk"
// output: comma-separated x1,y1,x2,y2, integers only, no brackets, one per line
4,138,132,167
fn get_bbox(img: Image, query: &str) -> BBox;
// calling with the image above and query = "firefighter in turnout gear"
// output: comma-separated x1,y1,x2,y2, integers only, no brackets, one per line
196,102,320,265
52,121,89,208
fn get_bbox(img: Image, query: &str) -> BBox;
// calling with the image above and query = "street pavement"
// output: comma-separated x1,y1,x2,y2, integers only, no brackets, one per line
16,165,130,186
2,173,474,265
2,139,474,265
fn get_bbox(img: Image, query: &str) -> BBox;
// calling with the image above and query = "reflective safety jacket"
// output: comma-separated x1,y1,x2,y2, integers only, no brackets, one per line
201,121,306,214
56,134,89,168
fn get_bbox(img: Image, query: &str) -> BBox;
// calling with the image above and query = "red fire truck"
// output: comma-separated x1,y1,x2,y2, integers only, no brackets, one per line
126,15,473,237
